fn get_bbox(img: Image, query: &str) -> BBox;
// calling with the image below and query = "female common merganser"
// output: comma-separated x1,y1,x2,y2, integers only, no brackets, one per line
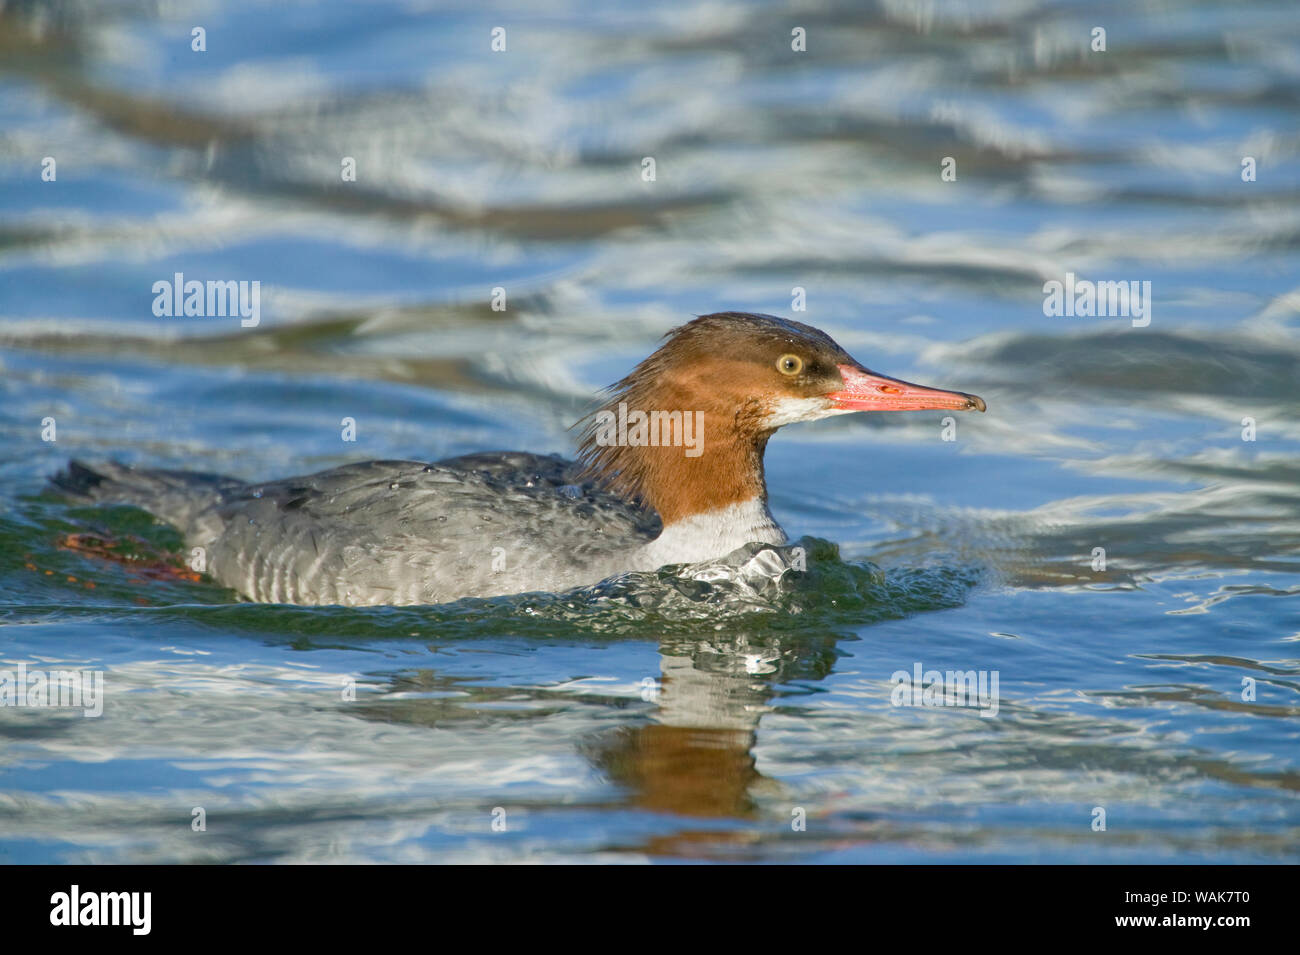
54,312,985,606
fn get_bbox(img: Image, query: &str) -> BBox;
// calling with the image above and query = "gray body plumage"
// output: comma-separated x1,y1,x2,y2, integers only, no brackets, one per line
52,453,661,605
48,315,983,606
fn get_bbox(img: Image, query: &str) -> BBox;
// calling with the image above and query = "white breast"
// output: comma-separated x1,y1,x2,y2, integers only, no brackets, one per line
634,497,786,569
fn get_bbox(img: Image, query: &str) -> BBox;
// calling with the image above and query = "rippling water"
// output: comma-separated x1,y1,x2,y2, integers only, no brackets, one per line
1,0,1298,863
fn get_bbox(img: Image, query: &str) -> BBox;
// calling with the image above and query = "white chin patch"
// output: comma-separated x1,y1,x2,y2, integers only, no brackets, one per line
763,396,846,428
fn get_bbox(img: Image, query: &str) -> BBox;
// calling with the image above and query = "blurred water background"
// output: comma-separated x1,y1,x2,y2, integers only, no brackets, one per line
1,0,1298,862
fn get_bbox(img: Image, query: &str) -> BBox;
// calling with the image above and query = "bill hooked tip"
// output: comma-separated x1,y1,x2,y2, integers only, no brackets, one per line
829,364,988,414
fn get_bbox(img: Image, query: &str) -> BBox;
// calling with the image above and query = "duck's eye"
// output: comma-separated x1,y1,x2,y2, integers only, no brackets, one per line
776,354,803,376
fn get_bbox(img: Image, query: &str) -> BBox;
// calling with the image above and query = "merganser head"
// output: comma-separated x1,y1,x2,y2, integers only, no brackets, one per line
576,312,985,526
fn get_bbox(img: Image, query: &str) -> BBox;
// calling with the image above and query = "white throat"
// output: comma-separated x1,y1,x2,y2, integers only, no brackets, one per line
634,497,786,570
